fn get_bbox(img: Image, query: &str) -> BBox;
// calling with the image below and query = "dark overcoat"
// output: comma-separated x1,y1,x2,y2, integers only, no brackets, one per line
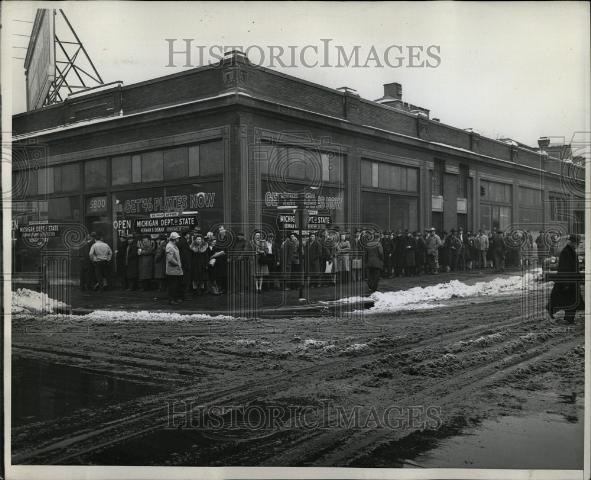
549,244,584,312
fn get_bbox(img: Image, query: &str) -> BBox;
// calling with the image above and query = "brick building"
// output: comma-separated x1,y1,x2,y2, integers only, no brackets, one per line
12,51,584,276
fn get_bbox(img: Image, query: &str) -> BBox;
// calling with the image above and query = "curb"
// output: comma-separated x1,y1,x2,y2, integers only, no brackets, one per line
55,299,375,318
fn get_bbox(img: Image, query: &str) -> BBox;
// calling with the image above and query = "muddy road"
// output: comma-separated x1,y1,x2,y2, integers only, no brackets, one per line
11,287,585,468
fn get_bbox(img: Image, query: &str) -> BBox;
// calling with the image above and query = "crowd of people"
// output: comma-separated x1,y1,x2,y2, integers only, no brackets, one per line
77,226,560,303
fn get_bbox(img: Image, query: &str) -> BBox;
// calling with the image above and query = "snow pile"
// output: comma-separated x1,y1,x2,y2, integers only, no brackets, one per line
12,288,67,314
82,310,234,322
343,272,541,314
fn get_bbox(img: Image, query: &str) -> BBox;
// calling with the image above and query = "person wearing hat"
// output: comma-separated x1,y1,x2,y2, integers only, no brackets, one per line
88,232,113,291
364,229,384,293
78,232,96,291
547,234,584,324
414,231,427,276
124,235,139,291
425,228,442,274
491,229,506,273
166,232,184,304
153,234,167,292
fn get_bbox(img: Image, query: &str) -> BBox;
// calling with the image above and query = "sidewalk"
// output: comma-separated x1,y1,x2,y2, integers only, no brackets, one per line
57,268,526,317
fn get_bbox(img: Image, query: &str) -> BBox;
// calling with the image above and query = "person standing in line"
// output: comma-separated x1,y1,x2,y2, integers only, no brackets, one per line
414,231,427,276
153,235,167,292
251,231,270,294
425,227,443,274
115,234,127,289
165,232,183,305
124,235,139,291
89,233,112,291
449,229,462,272
265,232,280,291
492,229,507,273
190,233,210,295
474,229,489,270
350,230,363,283
547,234,584,324
230,232,249,293
78,232,96,291
177,231,193,299
458,227,467,271
365,230,384,293
305,232,323,288
336,232,351,284
138,235,155,291
403,230,417,276
381,231,393,278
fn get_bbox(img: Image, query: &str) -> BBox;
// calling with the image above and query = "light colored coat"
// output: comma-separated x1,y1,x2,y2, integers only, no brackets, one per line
165,241,183,276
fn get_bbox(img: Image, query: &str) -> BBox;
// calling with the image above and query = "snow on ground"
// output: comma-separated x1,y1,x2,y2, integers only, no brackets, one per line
342,270,544,314
11,288,68,314
82,310,234,322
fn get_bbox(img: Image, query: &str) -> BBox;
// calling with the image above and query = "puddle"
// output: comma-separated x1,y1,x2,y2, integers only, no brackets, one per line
12,357,163,427
354,412,584,469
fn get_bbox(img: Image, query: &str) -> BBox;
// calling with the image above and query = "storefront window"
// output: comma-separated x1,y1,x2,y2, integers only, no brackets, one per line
188,145,200,177
49,196,81,221
141,151,164,182
163,147,188,180
361,160,372,187
361,191,418,232
38,167,54,194
199,141,224,176
112,155,131,185
85,159,107,189
132,154,142,183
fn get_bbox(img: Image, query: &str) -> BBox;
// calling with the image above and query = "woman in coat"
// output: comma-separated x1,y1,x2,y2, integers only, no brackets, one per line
403,231,417,276
124,236,139,291
190,233,210,295
138,235,155,291
335,233,351,283
304,232,323,287
364,231,384,292
414,232,427,275
547,234,584,324
350,230,364,283
153,236,166,291
281,233,299,290
251,231,270,294
323,233,338,285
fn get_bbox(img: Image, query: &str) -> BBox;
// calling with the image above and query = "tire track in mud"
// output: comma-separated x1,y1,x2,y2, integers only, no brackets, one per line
11,294,564,465
261,334,583,466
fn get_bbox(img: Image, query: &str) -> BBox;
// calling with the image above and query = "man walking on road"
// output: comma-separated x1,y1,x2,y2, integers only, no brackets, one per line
547,234,584,324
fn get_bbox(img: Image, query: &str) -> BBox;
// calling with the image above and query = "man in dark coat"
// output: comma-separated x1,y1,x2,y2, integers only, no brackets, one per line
365,230,384,292
414,231,427,275
393,230,404,277
547,235,584,324
124,235,139,291
381,232,393,278
304,232,323,287
177,231,193,298
78,232,96,290
491,230,506,273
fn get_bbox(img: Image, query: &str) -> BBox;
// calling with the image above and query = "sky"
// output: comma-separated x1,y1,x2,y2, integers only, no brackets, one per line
4,1,590,147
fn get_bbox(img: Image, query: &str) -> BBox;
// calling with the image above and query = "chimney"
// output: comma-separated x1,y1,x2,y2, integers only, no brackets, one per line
383,82,402,100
